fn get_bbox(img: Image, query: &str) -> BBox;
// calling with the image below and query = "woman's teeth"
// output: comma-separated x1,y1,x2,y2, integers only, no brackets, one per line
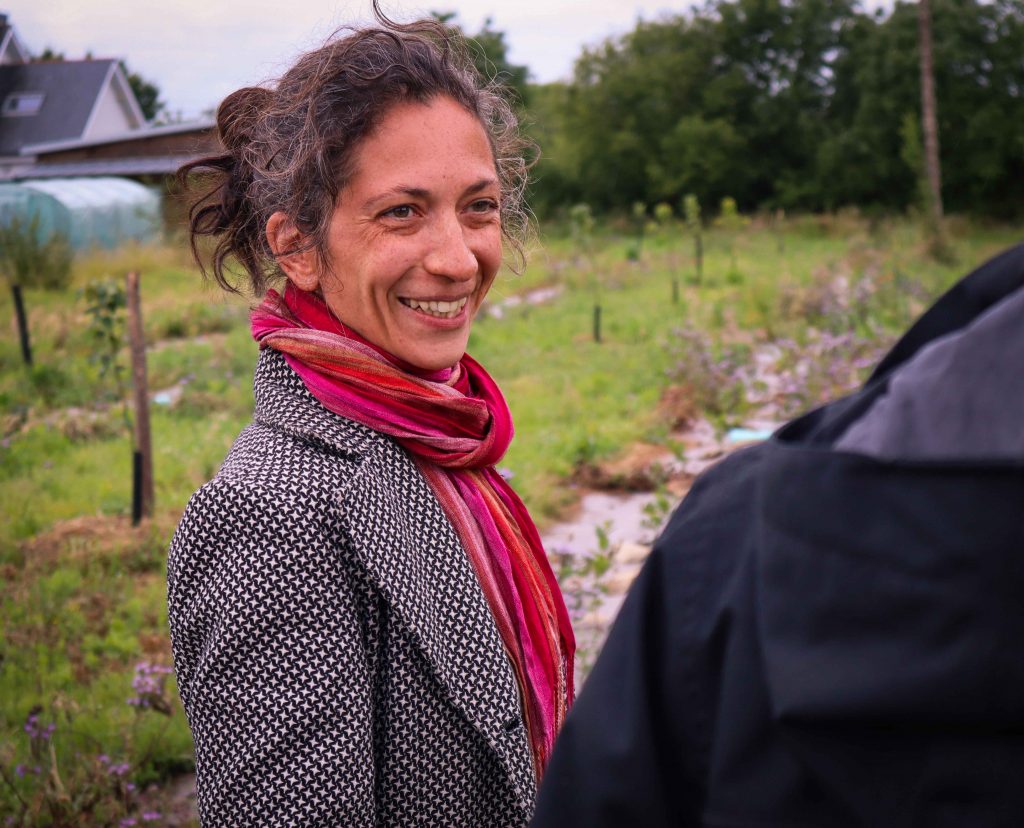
401,297,468,319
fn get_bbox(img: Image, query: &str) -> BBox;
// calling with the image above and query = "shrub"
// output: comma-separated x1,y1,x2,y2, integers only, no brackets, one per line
667,325,751,422
0,213,73,291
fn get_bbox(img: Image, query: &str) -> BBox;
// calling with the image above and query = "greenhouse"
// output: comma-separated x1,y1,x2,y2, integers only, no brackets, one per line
0,176,160,250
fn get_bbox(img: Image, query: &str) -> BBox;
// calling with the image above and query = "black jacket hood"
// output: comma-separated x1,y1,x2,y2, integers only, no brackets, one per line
753,244,1024,824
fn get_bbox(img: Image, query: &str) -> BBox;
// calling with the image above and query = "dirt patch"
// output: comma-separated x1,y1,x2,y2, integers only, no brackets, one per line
5,403,127,444
656,384,698,430
15,510,179,581
139,631,171,657
664,475,694,499
22,514,140,563
573,442,679,492
483,283,564,319
79,589,115,633
2,409,29,439
142,772,198,827
149,331,229,354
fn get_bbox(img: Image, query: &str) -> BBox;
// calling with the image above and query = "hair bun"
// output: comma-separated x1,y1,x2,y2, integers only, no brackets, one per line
217,86,274,154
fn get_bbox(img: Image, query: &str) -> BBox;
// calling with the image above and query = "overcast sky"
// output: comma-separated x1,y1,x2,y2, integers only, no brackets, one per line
8,1,707,120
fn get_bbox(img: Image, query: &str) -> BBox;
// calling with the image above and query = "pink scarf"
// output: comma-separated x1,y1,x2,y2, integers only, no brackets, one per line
251,285,574,776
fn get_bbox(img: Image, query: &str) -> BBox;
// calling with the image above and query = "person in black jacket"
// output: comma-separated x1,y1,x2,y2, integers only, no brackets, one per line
532,243,1024,827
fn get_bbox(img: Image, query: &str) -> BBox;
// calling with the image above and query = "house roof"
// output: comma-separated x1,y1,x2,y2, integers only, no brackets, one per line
24,119,216,155
0,59,124,156
13,155,189,178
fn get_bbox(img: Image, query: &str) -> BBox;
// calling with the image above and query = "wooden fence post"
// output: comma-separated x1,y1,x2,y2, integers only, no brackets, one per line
126,271,154,522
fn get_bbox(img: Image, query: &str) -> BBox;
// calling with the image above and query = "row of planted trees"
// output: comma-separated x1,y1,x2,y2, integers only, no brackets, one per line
1,218,155,525
568,193,758,342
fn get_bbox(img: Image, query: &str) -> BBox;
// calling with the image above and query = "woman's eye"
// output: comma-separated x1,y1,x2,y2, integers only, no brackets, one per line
383,205,414,219
468,199,499,214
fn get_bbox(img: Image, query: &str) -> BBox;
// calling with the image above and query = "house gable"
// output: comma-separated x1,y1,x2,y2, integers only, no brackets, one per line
0,59,141,157
82,62,145,141
0,15,30,66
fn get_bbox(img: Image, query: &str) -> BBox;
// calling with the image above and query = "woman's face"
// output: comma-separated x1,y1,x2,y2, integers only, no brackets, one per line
317,96,502,372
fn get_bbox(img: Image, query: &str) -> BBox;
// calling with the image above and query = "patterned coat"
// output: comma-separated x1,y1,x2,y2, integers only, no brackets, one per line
168,349,536,827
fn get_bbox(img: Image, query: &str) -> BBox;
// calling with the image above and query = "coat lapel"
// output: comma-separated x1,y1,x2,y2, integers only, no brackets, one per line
253,349,536,806
338,443,537,807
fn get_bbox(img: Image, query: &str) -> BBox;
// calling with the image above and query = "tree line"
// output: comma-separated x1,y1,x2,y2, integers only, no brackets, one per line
466,0,1023,219
36,2,1023,218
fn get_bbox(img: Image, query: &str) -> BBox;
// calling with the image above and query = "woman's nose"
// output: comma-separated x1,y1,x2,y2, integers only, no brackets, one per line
423,213,478,281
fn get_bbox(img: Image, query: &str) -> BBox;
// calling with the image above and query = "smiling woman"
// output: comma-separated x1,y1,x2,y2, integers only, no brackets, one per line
168,4,574,826
265,97,504,371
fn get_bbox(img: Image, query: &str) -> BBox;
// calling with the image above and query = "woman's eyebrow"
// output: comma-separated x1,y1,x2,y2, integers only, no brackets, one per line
463,178,500,196
361,186,429,211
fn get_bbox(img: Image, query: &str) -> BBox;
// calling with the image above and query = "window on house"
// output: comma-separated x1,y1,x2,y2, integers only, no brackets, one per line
2,92,45,116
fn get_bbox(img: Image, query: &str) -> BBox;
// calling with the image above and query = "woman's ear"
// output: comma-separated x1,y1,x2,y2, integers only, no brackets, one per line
266,211,320,292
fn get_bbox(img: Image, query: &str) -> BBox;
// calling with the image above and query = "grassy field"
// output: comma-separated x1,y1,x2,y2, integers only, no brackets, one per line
1,214,1020,823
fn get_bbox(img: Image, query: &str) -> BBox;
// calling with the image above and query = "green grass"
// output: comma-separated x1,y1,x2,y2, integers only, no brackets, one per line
2,527,196,820
1,215,1021,819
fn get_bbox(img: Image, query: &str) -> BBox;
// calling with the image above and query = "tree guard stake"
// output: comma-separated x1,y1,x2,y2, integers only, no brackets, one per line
12,284,32,366
126,271,154,523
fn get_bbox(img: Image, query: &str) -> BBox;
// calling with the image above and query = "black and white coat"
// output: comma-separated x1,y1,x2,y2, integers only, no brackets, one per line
168,349,536,827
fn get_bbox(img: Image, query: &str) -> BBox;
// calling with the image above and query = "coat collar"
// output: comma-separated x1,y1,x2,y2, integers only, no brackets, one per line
252,347,379,459
251,348,537,807
756,246,1024,769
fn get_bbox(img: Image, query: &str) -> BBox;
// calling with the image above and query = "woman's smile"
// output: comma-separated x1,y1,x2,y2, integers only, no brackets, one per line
398,295,471,320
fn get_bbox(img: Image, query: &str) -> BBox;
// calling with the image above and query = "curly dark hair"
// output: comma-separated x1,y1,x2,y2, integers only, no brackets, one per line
178,1,532,296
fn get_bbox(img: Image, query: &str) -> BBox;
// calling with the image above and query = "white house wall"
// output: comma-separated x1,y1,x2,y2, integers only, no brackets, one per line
0,30,30,66
83,77,138,140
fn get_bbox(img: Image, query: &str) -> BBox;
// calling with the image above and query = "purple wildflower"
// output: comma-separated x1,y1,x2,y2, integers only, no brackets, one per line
127,661,173,714
23,711,55,741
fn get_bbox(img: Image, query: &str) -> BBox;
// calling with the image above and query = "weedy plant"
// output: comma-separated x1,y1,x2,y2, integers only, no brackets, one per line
772,207,787,254
0,663,178,827
569,203,604,343
667,324,752,428
81,279,130,419
716,197,746,284
625,201,647,262
567,203,596,269
770,331,891,418
652,203,680,303
552,519,617,681
0,213,73,366
641,485,673,532
683,194,702,284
